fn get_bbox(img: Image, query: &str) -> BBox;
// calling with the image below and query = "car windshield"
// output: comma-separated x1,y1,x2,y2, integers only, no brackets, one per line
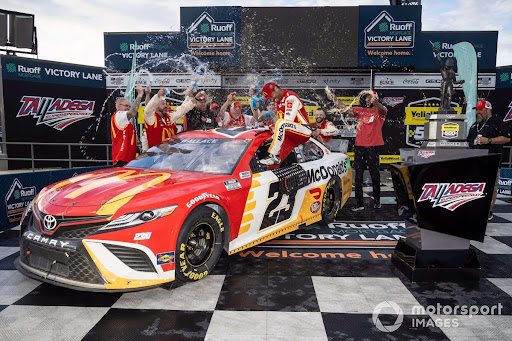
127,137,250,174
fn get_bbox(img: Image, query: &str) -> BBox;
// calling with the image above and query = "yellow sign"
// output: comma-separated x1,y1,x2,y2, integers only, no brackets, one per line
404,106,462,125
379,155,401,164
441,124,459,131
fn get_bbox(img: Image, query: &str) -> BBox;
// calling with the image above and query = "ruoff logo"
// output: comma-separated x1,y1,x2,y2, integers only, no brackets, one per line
6,63,16,73
365,11,415,49
186,11,236,49
418,182,486,211
372,301,404,333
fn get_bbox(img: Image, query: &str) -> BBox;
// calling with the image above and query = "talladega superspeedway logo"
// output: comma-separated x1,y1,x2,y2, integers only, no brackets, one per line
418,183,485,211
16,96,95,131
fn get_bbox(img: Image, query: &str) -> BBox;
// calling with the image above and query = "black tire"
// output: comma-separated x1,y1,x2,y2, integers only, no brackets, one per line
321,176,342,224
175,206,224,282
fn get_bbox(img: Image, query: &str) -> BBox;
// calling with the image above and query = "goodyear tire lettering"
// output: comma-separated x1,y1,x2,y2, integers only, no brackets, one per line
175,206,225,282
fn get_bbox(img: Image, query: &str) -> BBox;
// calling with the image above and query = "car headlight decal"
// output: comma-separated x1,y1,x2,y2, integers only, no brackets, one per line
99,205,177,231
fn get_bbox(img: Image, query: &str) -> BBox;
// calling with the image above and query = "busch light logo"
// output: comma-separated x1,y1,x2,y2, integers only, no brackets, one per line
186,11,235,50
16,96,95,131
365,11,415,49
418,183,485,211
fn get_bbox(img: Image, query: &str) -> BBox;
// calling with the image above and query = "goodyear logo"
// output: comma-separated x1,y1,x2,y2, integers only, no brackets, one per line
156,251,175,265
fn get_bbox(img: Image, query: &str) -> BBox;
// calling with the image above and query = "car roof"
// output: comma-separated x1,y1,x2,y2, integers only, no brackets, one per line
176,127,272,140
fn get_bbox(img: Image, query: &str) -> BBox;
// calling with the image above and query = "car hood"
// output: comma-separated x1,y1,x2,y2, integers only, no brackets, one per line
37,167,225,216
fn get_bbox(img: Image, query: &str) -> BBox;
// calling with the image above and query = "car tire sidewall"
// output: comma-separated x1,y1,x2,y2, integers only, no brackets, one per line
175,206,224,282
321,176,342,224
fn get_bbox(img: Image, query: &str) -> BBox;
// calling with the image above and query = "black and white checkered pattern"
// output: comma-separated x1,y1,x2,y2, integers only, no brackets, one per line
1,176,511,340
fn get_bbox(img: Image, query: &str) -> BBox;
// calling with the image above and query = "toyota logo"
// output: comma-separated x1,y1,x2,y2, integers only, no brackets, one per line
43,215,57,231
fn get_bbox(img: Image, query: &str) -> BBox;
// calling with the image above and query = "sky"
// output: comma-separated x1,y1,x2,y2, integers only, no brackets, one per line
2,0,511,68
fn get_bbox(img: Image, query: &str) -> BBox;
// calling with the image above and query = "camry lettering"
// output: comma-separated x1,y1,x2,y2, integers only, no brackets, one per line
24,231,75,249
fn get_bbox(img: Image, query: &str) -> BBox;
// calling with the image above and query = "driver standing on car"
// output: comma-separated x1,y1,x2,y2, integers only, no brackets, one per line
259,82,312,165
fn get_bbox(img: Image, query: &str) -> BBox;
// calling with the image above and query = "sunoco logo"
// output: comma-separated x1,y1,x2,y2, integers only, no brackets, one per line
186,12,235,49
365,11,415,49
5,179,36,223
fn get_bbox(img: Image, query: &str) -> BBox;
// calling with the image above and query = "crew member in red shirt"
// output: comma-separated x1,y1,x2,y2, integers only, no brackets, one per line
259,82,312,165
218,92,256,128
111,85,144,166
144,87,196,149
311,108,339,148
329,90,387,210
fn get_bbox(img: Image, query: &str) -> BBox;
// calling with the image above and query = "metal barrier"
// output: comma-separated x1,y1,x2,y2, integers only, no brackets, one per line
0,141,112,171
503,146,512,168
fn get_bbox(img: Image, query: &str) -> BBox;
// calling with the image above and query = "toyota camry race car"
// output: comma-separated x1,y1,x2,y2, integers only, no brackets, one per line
16,128,352,291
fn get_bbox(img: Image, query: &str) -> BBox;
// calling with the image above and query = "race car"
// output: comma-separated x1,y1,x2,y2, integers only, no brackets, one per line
16,127,352,291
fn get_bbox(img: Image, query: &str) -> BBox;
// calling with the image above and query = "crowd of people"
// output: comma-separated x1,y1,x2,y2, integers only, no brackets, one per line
110,82,390,211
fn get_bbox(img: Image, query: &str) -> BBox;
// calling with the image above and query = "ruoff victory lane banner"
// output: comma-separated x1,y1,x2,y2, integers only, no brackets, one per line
0,55,108,169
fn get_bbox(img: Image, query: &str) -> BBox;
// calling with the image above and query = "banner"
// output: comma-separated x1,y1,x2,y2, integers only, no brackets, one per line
1,56,109,169
453,41,478,135
373,73,495,89
181,6,241,66
358,5,422,67
1,55,105,88
417,32,498,72
496,66,512,89
0,166,110,230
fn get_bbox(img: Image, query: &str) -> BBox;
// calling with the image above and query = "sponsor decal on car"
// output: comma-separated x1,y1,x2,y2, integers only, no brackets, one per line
310,201,321,213
223,179,241,191
418,182,486,211
156,251,175,265
418,150,436,159
239,171,251,179
134,232,152,241
186,192,220,208
309,188,322,200
23,231,77,250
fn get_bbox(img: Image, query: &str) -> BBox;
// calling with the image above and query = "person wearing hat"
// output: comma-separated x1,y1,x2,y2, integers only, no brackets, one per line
182,89,217,131
144,87,196,148
467,99,511,220
328,90,387,211
259,82,312,165
219,92,256,128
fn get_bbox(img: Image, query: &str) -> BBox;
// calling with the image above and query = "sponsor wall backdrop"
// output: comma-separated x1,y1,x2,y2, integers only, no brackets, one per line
241,7,359,69
1,56,108,169
416,31,498,72
0,166,110,231
358,5,422,67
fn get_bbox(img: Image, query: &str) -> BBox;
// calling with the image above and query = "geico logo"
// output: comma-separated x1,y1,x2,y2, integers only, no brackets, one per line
176,79,189,83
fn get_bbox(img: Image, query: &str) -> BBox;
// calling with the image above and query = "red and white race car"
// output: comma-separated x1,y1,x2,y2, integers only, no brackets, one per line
16,128,352,291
